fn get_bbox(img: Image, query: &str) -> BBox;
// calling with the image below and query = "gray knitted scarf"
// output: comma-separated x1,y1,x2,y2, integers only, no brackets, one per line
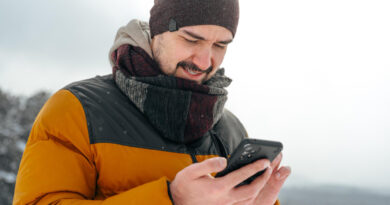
111,45,232,144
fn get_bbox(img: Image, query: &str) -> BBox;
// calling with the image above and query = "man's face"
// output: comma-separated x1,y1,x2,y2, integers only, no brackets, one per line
151,25,233,84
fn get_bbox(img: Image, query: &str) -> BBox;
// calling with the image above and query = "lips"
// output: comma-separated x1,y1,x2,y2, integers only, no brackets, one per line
182,66,204,80
176,61,213,79
186,67,202,75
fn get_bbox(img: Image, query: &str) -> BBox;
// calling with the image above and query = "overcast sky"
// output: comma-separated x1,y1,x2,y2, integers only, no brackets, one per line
1,0,389,194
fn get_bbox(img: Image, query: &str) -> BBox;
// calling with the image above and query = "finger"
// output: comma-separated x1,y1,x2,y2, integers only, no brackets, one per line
273,166,291,183
222,159,270,188
266,166,291,191
255,166,291,204
270,153,282,174
223,159,270,188
232,197,255,205
230,166,273,201
222,159,270,189
182,157,227,179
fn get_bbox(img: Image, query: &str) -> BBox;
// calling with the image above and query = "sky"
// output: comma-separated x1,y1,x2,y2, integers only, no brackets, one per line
1,0,389,194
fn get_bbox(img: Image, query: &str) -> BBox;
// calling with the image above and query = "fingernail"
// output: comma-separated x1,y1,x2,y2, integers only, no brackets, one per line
276,171,287,180
262,160,270,169
276,166,291,180
276,172,281,180
268,166,273,174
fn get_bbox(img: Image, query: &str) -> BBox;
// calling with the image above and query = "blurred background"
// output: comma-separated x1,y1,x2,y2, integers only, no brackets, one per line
0,0,389,204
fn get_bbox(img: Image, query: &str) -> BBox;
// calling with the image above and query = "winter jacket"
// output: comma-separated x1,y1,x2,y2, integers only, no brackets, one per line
13,75,280,205
13,19,281,205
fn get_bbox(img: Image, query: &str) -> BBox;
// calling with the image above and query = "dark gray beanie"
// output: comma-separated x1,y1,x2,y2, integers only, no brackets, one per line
149,0,239,38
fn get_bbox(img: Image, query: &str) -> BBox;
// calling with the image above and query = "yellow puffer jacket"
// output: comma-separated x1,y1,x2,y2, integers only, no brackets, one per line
13,75,280,205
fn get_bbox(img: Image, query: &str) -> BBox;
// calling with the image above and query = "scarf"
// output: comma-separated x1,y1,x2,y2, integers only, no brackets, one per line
111,44,232,144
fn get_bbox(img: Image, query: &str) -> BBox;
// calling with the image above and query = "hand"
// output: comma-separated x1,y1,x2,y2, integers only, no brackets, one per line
234,153,291,205
169,157,274,205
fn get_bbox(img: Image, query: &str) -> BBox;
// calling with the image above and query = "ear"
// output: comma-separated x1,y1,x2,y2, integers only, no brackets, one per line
154,0,158,4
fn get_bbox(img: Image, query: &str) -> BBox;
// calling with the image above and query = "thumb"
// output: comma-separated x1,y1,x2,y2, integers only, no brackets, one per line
183,157,227,179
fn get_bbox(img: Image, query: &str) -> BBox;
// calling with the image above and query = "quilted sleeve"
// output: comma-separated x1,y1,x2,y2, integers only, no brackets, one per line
13,90,173,205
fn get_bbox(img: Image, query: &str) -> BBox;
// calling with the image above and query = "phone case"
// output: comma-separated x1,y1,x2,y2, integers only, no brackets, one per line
215,138,283,186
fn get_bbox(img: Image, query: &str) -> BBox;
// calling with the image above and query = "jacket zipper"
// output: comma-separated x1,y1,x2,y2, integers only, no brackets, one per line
188,147,198,163
188,131,228,164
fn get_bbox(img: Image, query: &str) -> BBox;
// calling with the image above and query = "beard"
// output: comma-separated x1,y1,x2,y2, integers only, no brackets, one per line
157,59,213,84
154,52,212,77
176,61,213,74
152,38,213,83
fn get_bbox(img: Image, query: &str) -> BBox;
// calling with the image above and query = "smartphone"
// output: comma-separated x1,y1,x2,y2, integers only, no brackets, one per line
215,138,283,187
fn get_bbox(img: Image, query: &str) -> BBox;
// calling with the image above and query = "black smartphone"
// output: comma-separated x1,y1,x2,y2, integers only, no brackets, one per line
215,138,283,187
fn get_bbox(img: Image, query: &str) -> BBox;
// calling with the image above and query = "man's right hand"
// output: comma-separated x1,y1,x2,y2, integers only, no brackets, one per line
169,157,275,205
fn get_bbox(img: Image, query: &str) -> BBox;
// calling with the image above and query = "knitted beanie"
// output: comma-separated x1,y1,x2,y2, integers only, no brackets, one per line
149,0,239,38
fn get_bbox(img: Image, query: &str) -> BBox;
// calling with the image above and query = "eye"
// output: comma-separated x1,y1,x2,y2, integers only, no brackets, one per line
214,44,226,49
185,38,198,44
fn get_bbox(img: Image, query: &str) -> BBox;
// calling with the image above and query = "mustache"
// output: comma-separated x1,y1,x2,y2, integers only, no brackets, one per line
177,61,213,74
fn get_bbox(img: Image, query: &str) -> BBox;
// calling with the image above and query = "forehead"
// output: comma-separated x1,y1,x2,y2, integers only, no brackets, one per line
178,25,233,42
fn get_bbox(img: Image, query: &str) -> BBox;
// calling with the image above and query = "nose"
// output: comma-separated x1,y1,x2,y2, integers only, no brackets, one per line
192,47,212,71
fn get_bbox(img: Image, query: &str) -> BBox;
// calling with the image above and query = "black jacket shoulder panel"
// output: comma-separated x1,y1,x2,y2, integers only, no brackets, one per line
64,75,189,153
63,75,245,155
213,109,248,155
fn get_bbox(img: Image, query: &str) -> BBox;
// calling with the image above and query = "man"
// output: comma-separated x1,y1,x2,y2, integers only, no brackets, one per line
14,0,291,204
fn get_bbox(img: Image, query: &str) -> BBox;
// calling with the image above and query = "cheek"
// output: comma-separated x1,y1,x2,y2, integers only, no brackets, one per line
169,44,194,66
212,49,227,68
176,45,195,62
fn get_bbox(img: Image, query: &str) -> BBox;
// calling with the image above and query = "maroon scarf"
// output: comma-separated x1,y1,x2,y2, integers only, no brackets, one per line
111,44,231,144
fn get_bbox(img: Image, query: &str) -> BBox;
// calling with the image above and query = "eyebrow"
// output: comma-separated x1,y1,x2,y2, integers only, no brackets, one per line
182,29,233,45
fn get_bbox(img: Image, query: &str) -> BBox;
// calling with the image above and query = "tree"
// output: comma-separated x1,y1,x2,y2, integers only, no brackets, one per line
0,88,50,204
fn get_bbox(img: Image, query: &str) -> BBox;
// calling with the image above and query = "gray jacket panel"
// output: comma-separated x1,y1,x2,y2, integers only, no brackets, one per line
64,74,246,156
